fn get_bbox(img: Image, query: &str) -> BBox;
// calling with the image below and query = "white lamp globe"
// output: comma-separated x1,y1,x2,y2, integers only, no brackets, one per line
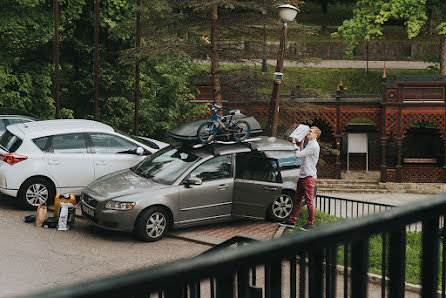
277,4,299,23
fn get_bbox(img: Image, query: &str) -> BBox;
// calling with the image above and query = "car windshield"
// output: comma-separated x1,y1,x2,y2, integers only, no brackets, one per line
131,146,199,185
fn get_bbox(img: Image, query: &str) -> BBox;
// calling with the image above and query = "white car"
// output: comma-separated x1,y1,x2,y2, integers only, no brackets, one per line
0,119,165,209
0,115,37,136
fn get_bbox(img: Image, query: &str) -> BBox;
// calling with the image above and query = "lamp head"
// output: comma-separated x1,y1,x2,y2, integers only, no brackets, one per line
277,4,299,23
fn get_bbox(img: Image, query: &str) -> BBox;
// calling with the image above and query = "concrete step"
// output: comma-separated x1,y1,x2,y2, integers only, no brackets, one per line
318,179,380,184
318,188,390,193
318,182,386,189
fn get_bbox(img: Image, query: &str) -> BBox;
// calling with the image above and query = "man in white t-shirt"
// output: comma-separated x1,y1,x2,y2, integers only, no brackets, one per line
280,126,321,231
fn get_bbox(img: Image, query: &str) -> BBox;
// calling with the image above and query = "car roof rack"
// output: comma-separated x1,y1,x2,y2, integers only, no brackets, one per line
190,137,261,156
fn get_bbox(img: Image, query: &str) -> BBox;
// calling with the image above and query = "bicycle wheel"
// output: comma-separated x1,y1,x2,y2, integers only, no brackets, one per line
232,120,251,141
197,121,216,143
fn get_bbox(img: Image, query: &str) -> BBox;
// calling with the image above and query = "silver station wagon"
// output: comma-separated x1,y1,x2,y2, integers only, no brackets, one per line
81,137,301,241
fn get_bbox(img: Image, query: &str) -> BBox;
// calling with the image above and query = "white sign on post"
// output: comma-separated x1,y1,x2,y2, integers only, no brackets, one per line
347,133,368,172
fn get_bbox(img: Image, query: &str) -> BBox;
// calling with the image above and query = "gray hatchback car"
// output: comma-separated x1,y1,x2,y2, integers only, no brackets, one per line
81,137,301,241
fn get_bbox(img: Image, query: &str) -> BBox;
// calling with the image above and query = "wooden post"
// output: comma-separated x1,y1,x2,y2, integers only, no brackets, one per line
443,139,446,182
335,83,342,179
396,136,403,183
396,76,403,183
380,137,388,182
380,64,388,182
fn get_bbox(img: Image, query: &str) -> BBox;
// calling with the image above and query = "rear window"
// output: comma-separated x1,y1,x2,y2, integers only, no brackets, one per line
0,131,23,153
0,120,6,134
33,136,50,151
264,150,301,171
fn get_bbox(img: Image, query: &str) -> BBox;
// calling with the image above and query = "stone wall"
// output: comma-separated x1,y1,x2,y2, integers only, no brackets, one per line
221,40,438,61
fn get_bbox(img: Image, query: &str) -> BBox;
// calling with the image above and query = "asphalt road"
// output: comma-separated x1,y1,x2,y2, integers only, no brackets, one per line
0,195,210,298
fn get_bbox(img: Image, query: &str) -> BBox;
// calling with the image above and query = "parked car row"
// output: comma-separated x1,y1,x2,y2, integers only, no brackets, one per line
0,117,303,242
0,119,167,209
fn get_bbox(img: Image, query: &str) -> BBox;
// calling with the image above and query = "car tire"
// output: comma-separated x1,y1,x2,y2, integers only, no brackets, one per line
18,177,55,210
269,191,294,222
135,207,170,242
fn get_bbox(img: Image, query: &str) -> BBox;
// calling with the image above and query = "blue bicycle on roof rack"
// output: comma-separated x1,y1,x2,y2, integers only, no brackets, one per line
197,104,251,144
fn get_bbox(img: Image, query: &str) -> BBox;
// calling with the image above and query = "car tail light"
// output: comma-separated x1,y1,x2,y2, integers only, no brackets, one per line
0,153,28,165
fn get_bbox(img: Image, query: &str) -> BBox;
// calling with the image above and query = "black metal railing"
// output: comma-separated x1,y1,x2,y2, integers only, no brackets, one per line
29,193,446,298
314,194,394,218
314,194,429,232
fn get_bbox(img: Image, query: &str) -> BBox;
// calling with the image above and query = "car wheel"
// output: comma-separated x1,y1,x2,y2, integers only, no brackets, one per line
269,191,294,221
135,207,170,242
18,177,55,210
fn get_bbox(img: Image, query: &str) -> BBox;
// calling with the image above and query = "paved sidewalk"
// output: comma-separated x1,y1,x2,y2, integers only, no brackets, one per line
169,220,284,245
319,191,431,206
217,59,435,70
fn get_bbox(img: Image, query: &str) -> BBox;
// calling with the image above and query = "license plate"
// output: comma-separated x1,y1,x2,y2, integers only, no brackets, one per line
82,204,95,218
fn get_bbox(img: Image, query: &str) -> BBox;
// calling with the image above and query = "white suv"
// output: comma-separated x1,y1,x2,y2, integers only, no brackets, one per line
0,119,166,209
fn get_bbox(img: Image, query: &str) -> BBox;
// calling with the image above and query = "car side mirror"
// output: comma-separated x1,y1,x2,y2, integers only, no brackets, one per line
184,177,202,187
136,147,144,156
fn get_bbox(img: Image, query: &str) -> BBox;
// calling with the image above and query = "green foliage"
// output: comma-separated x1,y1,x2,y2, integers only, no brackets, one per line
100,56,208,140
334,0,429,57
298,1,354,26
214,64,439,96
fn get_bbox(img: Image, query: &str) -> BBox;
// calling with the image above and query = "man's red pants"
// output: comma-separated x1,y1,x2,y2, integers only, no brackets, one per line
289,176,317,225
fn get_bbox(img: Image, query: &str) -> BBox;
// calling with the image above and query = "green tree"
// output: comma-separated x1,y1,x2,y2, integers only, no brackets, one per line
119,0,303,106
334,0,446,74
0,0,54,118
100,55,207,140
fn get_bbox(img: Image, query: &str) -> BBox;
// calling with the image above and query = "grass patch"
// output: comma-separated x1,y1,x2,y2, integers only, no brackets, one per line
196,65,440,96
284,207,442,286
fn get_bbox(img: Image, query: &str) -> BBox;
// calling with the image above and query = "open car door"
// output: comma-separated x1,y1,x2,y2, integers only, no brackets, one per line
232,153,282,219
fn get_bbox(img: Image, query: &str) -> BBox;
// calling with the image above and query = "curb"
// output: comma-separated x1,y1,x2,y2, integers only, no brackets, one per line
168,231,221,246
335,265,424,295
168,223,285,247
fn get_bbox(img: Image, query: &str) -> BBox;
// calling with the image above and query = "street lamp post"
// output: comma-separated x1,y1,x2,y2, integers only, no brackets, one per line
266,4,299,137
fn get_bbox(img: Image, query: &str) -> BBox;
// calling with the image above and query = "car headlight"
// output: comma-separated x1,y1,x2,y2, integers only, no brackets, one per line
105,201,136,210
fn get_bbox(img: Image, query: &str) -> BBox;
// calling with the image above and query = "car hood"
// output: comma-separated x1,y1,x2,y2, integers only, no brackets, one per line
85,169,168,200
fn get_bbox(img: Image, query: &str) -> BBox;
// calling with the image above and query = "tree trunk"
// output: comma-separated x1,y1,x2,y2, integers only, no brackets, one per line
441,34,446,75
134,0,141,135
94,0,100,120
321,0,328,32
211,5,222,106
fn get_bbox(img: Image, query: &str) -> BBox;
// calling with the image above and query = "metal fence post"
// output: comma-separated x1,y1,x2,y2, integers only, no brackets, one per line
309,249,323,298
216,272,234,298
351,238,369,298
422,217,440,298
389,227,406,298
